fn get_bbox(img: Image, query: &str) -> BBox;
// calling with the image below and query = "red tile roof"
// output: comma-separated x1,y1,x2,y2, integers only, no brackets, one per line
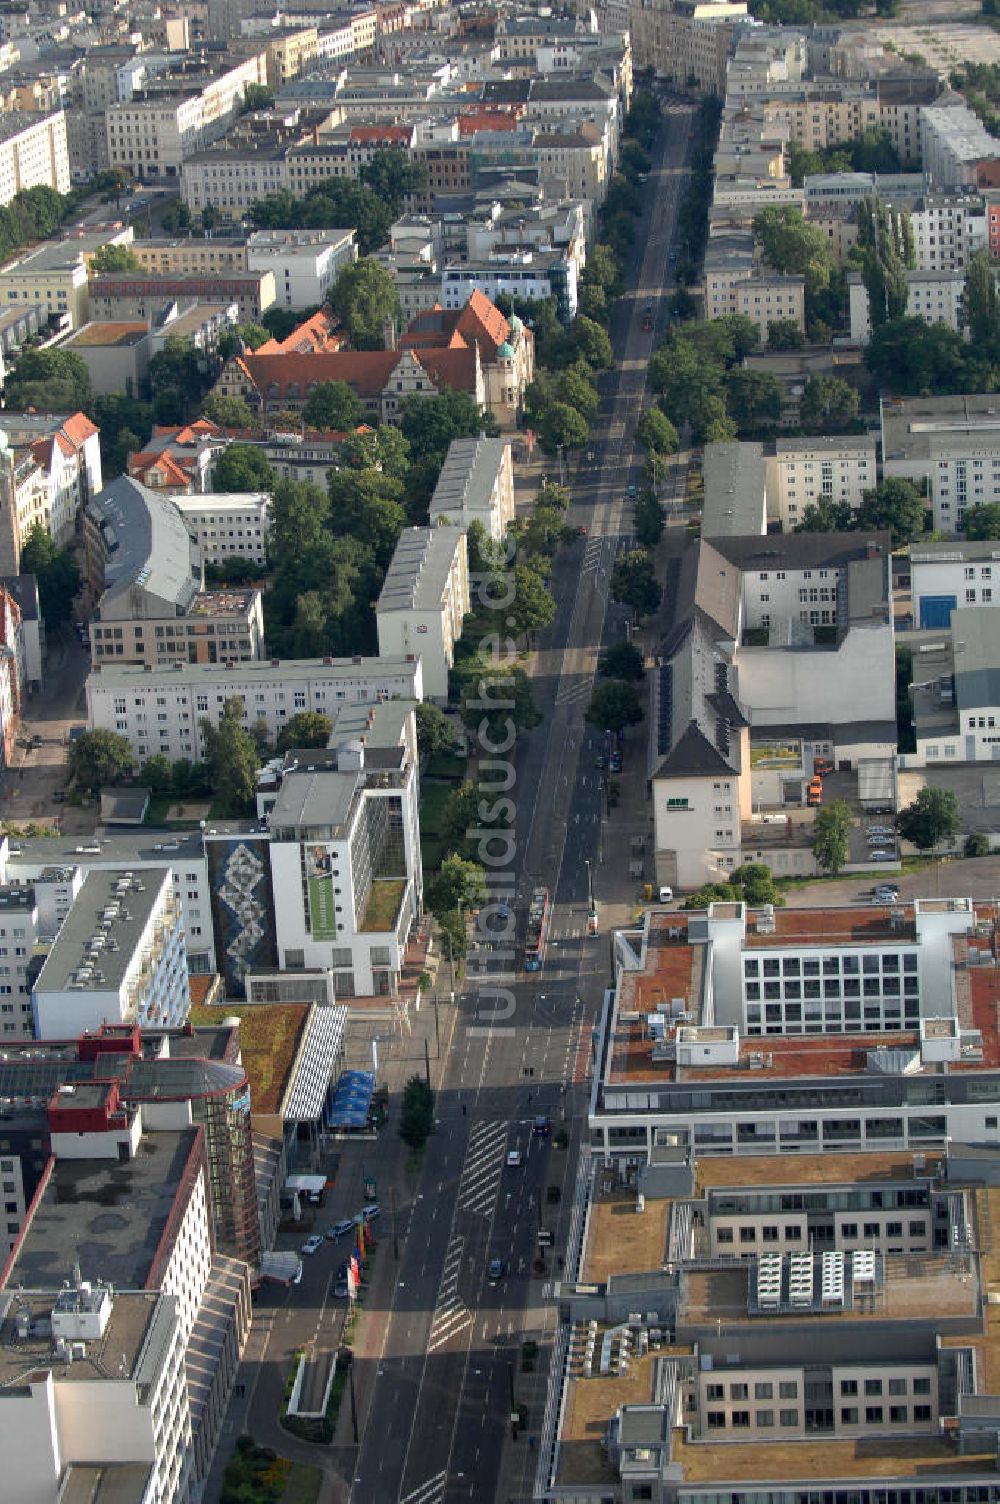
400,290,512,363
60,412,99,450
350,125,412,145
239,346,480,400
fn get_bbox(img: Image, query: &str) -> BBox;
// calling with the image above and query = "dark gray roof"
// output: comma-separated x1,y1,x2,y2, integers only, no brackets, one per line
0,573,39,621
714,531,891,573
746,719,898,744
87,476,201,618
481,79,531,103
10,1127,201,1290
654,719,737,779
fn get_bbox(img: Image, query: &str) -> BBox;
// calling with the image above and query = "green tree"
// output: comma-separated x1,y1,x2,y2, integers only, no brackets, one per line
637,407,679,454
611,548,662,616
796,498,856,533
20,523,80,625
201,391,257,429
965,831,991,857
213,444,276,493
537,480,570,512
537,400,589,454
302,379,362,431
148,335,206,424
507,564,557,642
400,390,498,463
634,489,665,548
439,780,479,856
339,425,410,479
556,363,600,423
426,852,488,916
329,258,402,350
585,678,644,733
857,477,926,547
275,711,333,753
327,468,405,568
200,697,260,814
725,368,784,434
961,251,1000,350
580,241,622,297
90,242,139,273
399,1073,434,1150
5,347,90,411
753,206,833,304
415,701,458,762
69,729,134,792
812,799,853,875
359,147,427,212
457,658,540,741
962,503,1000,540
855,196,912,329
799,373,860,431
897,787,962,851
89,392,153,478
768,318,805,349
243,82,274,111
865,317,972,396
599,640,644,681
569,315,614,370
141,752,174,796
730,862,783,906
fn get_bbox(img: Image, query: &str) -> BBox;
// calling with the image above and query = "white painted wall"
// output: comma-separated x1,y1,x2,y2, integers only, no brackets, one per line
739,624,895,731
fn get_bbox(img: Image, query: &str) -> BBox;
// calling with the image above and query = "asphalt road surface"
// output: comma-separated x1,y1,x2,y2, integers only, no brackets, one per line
347,99,695,1504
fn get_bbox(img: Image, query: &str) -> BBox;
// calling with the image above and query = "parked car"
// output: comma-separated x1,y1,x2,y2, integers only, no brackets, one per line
327,1220,354,1240
300,1235,324,1256
334,1279,350,1298
609,750,622,773
658,885,674,903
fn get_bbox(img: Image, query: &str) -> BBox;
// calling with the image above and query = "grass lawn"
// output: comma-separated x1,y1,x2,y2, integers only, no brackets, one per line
426,751,467,780
361,877,405,932
420,779,455,872
189,1003,309,1112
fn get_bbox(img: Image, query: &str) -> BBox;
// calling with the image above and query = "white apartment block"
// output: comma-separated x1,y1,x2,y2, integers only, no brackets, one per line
245,228,358,310
31,867,190,1037
0,109,69,205
106,53,269,181
880,393,1000,534
706,269,806,338
920,98,1000,189
910,192,988,272
441,251,578,322
259,710,422,999
428,435,515,542
0,885,40,1040
3,831,216,976
86,655,425,763
173,492,271,566
181,146,290,217
765,436,877,529
376,527,469,701
847,268,966,344
0,413,102,573
910,539,1000,629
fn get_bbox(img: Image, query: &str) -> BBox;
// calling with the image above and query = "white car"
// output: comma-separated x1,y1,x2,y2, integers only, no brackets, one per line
658,885,674,904
300,1235,324,1256
506,1149,523,1168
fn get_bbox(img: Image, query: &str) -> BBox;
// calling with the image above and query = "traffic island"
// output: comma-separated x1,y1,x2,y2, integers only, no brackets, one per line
219,1436,321,1503
279,1347,346,1445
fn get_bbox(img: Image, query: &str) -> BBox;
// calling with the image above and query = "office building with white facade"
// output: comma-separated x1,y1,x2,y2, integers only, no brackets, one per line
245,228,358,309
910,539,1000,629
765,435,877,529
31,867,190,1037
253,700,422,999
172,492,271,567
650,533,896,888
881,393,1000,534
920,96,1000,189
428,435,515,542
847,267,968,344
0,109,70,206
376,527,469,701
0,884,40,1040
85,654,424,764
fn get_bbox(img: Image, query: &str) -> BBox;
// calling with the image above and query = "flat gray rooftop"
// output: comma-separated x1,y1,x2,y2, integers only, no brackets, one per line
0,1289,164,1389
377,526,464,614
9,1127,200,1290
33,868,168,998
59,1463,155,1504
429,435,509,520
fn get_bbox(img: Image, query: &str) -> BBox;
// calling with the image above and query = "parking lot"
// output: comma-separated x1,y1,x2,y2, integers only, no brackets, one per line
898,764,1000,841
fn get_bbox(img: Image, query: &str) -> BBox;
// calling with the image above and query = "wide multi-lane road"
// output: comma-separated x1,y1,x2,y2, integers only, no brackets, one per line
348,96,694,1504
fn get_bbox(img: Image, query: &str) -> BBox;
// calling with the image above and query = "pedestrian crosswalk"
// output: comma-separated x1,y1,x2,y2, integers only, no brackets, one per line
555,676,593,709
399,1467,447,1504
427,1234,472,1353
456,1119,508,1216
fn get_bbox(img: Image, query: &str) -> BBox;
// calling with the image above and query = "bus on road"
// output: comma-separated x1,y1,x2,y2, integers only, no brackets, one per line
524,886,552,971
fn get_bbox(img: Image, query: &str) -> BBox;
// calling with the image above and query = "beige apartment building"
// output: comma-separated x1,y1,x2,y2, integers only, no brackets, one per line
706,269,806,337
0,109,70,205
762,86,880,149
131,237,248,275
765,435,877,529
264,28,319,90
